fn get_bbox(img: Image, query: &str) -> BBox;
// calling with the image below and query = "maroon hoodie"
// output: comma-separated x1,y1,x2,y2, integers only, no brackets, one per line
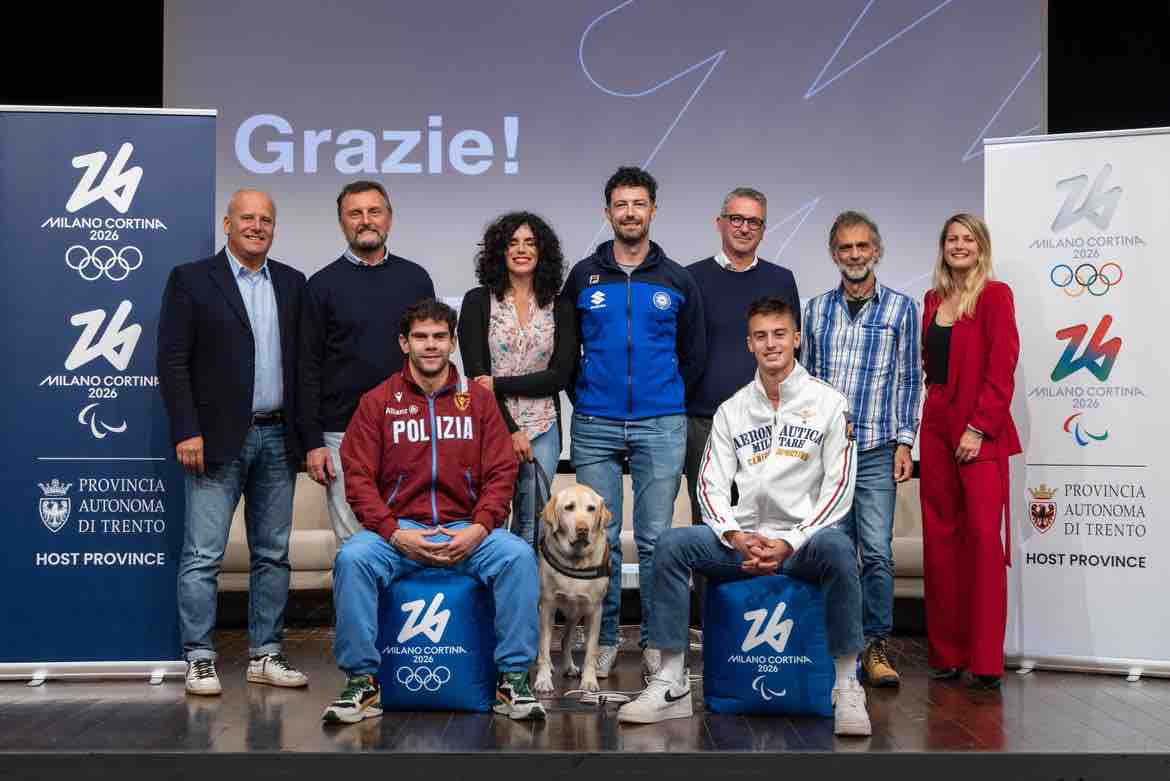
340,362,518,540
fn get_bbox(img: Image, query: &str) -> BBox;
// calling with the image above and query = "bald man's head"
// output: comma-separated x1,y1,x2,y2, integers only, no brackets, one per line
223,189,276,267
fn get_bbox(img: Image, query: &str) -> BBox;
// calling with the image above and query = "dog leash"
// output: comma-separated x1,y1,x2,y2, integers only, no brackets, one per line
531,460,612,579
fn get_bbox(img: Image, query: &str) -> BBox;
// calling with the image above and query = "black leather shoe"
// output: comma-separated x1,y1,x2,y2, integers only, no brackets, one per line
929,666,962,681
968,674,1002,690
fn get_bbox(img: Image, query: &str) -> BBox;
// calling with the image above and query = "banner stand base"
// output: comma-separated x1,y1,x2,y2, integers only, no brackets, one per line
1006,654,1168,680
0,661,186,684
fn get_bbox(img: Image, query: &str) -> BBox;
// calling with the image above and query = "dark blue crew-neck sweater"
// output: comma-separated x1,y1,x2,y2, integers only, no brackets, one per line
685,256,801,417
297,254,434,450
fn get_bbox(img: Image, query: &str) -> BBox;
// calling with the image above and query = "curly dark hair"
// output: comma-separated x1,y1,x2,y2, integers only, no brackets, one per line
604,166,657,205
474,212,566,309
399,298,457,338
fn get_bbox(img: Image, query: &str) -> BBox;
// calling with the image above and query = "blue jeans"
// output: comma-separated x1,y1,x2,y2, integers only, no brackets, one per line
510,421,561,547
178,423,295,661
570,412,685,647
648,525,864,657
838,442,897,642
333,523,539,676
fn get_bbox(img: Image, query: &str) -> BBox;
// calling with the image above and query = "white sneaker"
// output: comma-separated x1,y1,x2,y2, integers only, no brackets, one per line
641,648,661,684
617,674,693,724
596,644,619,679
832,679,872,736
322,674,382,724
247,653,309,688
185,659,222,696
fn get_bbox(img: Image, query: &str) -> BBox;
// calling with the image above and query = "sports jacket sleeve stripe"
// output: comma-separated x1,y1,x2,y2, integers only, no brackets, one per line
697,405,742,548
778,400,857,553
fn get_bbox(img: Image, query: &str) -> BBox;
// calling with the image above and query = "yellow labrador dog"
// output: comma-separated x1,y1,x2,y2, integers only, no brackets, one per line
533,483,612,695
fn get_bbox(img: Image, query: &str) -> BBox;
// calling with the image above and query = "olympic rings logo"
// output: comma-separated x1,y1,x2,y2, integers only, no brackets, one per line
66,245,143,282
395,665,451,692
1050,262,1122,297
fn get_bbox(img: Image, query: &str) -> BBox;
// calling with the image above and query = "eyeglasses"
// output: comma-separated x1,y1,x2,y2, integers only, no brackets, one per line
721,213,765,231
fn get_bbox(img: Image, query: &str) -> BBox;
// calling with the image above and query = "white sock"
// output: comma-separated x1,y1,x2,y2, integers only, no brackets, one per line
835,654,859,688
659,649,686,684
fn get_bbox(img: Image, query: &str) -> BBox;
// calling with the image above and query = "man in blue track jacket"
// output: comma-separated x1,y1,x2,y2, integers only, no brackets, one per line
562,166,706,679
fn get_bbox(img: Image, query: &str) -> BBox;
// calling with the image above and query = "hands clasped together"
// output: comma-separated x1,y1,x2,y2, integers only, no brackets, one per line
390,524,489,566
726,530,794,576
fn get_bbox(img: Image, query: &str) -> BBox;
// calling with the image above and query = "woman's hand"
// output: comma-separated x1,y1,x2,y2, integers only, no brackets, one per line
512,431,534,462
955,429,983,463
473,375,494,393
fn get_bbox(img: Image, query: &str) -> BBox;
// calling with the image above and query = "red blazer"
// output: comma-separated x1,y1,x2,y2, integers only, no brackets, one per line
921,280,1022,460
340,363,519,541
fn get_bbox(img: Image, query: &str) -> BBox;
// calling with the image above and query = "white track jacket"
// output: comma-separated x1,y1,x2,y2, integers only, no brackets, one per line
696,363,857,553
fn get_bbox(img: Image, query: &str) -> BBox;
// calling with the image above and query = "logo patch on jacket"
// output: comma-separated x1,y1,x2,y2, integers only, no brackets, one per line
590,290,607,309
652,291,671,310
454,392,470,411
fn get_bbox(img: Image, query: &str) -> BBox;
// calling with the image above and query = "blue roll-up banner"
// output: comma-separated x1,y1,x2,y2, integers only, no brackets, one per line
0,107,215,678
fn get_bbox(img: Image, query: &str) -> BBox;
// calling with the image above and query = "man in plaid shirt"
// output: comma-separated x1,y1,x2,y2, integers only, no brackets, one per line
800,210,922,688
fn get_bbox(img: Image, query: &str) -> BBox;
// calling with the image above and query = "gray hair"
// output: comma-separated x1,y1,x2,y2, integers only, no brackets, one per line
721,187,767,217
828,210,882,258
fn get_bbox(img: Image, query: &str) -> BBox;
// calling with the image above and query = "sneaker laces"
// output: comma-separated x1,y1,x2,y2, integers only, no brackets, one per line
337,674,374,702
261,652,297,672
867,640,892,668
189,659,216,679
596,645,618,669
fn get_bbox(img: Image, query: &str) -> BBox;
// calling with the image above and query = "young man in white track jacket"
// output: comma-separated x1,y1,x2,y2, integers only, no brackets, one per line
617,296,871,736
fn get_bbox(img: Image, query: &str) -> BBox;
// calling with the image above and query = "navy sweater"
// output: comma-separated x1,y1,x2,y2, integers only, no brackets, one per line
297,254,435,450
685,256,801,417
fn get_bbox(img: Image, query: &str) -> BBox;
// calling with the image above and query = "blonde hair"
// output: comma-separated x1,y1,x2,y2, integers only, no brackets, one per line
932,213,993,319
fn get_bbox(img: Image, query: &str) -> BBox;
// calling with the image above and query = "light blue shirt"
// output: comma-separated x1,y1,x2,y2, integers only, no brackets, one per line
225,248,283,414
800,280,922,451
343,246,389,266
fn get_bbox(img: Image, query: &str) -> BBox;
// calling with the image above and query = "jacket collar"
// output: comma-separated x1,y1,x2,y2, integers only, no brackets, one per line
591,239,666,273
400,362,464,398
752,362,809,406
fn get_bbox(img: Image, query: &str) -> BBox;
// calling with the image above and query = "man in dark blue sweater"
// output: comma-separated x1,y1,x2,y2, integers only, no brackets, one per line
685,187,801,531
297,181,434,543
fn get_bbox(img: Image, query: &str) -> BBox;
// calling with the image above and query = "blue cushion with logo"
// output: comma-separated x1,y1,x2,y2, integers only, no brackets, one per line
702,575,835,716
376,567,496,712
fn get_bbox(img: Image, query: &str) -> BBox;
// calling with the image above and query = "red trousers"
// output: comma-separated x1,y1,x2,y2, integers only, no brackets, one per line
919,386,1008,676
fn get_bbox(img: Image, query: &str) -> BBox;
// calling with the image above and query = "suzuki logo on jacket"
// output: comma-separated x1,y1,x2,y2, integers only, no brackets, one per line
390,415,474,444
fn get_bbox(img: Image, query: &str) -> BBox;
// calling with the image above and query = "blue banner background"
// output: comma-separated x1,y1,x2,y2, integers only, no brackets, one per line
1,109,215,662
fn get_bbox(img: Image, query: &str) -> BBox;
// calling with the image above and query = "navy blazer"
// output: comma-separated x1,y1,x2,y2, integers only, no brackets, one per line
157,250,306,465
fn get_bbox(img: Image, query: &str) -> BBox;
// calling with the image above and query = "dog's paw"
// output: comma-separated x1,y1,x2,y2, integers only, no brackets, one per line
534,670,556,695
581,674,600,693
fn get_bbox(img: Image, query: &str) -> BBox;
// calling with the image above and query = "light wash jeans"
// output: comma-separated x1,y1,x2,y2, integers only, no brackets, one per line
178,423,295,661
509,421,561,546
332,523,539,676
322,430,362,543
838,442,897,642
648,524,864,657
570,412,685,648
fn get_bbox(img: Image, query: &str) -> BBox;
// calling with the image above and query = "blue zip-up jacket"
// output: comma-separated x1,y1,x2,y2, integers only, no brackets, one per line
563,240,706,420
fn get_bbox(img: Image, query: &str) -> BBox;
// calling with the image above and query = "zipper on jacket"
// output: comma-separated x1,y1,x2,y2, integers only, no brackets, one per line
385,473,405,506
626,274,634,415
426,395,440,525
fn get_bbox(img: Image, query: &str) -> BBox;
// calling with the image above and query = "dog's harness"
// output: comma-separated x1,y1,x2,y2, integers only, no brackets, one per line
539,535,612,580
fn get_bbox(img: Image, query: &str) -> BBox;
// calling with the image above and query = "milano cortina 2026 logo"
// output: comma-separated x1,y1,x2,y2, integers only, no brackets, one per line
36,146,162,439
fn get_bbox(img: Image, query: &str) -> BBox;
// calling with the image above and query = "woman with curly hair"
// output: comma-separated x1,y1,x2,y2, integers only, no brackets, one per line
919,213,1021,690
458,212,577,545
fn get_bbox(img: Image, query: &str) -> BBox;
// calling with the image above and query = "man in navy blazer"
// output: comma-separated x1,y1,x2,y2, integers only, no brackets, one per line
158,189,309,696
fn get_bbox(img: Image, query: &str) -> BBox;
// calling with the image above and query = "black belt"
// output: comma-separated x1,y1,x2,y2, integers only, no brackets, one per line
251,410,284,426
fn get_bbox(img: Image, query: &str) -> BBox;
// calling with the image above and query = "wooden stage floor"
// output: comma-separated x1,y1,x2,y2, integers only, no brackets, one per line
2,628,1169,779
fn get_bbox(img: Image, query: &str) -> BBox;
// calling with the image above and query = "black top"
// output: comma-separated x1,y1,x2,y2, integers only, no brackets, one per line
456,285,578,453
925,317,952,385
685,256,801,417
297,254,435,450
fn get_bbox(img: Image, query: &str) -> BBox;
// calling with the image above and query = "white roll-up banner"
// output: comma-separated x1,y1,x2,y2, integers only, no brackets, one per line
987,127,1170,677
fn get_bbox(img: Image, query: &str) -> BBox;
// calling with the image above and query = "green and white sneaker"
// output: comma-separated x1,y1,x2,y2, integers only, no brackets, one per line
322,674,382,724
494,671,547,721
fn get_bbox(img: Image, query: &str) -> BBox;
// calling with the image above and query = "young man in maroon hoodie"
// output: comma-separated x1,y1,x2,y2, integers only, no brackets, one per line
322,299,544,724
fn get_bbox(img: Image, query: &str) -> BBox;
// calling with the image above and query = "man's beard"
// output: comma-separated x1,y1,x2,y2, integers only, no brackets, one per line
836,258,876,283
613,221,648,245
410,354,447,378
350,227,387,252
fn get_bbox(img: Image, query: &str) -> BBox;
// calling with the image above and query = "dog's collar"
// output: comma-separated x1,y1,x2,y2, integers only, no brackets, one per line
539,535,611,580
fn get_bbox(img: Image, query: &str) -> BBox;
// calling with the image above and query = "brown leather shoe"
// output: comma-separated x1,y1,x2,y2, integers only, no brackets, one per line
862,639,901,687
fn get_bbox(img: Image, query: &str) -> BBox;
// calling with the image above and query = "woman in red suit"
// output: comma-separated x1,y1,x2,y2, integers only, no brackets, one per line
919,213,1021,690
